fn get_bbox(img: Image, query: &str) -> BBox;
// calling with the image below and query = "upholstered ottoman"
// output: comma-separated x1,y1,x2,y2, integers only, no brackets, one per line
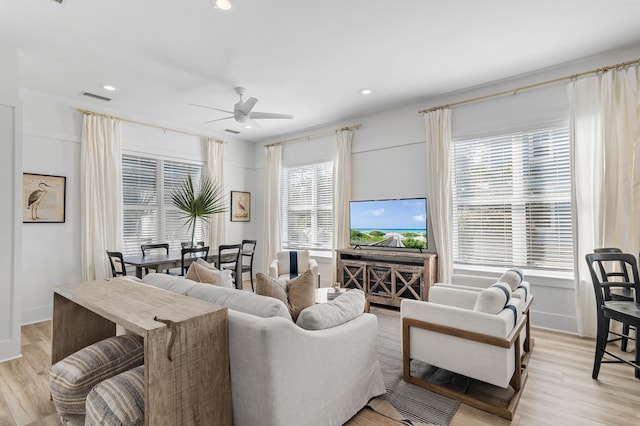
49,334,144,426
86,365,145,426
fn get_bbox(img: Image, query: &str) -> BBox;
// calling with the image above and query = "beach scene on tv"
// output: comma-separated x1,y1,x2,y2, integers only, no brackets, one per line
349,198,428,249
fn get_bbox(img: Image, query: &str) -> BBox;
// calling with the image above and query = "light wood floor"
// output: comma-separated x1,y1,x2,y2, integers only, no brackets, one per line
2,312,640,425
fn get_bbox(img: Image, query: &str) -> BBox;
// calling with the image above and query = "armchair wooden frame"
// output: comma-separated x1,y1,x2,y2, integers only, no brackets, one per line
402,313,528,420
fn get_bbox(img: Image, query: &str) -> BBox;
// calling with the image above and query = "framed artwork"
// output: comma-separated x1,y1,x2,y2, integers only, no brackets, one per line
230,191,250,222
23,173,66,223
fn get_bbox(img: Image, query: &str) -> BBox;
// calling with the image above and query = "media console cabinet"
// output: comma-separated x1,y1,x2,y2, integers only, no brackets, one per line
336,248,438,307
52,279,231,426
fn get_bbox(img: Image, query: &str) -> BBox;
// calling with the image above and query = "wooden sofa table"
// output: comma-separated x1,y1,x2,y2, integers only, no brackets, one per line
52,278,231,426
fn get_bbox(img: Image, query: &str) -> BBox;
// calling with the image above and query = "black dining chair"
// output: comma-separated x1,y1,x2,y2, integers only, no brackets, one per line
141,243,170,274
181,246,209,276
594,247,634,351
106,250,127,277
217,244,242,289
181,241,205,249
238,240,257,291
585,252,640,379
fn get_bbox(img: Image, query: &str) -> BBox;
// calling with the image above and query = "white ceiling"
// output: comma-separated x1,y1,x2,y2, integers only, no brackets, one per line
2,0,640,142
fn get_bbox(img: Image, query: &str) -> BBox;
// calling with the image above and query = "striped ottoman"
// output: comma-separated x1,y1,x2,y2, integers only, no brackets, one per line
86,365,145,426
49,334,144,425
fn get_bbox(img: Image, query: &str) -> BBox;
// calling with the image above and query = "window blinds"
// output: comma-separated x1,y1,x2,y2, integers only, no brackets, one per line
281,161,333,251
451,126,573,271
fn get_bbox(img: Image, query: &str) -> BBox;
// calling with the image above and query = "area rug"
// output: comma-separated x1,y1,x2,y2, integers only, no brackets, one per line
369,308,471,426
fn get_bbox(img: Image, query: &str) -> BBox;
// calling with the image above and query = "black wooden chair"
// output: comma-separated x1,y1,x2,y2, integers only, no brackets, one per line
239,240,257,291
217,244,242,289
141,243,170,274
594,247,634,351
585,252,640,379
180,246,209,276
181,241,205,248
106,250,127,277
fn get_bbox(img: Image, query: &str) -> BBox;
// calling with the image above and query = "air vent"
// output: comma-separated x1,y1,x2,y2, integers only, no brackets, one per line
80,91,111,102
224,129,240,134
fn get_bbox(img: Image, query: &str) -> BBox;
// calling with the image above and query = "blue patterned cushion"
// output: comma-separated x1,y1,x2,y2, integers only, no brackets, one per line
50,335,144,421
85,365,145,426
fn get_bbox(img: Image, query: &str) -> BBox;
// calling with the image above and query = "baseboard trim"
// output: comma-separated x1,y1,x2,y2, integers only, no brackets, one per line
530,310,578,334
21,305,52,326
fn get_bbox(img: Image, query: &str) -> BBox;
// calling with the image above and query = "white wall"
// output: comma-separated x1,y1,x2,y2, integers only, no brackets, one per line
0,42,21,361
252,44,640,334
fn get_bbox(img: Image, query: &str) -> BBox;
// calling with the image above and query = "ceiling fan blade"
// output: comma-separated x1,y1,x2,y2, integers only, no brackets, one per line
248,111,294,120
238,97,258,116
189,103,234,114
204,116,233,124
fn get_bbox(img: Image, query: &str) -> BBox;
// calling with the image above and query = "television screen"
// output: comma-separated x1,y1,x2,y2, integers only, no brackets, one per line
349,198,428,250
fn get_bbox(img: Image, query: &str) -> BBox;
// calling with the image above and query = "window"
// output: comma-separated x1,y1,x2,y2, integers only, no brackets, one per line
451,126,573,271
122,154,204,255
281,161,333,251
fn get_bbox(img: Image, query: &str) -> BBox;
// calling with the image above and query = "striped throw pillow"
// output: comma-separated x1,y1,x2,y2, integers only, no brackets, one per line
50,335,144,420
85,365,145,426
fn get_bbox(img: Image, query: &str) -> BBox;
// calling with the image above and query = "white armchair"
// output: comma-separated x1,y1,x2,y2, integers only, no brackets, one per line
269,250,320,288
401,285,528,420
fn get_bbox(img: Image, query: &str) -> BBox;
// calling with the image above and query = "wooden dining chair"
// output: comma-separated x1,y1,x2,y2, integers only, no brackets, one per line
141,243,170,274
585,252,640,379
239,240,257,291
217,244,242,289
106,251,127,277
181,241,205,248
181,246,209,276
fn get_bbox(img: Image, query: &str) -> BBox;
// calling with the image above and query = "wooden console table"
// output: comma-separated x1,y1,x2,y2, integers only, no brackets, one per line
336,248,437,307
52,279,231,426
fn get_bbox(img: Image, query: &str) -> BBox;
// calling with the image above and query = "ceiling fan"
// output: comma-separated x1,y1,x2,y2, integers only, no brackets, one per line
190,87,293,125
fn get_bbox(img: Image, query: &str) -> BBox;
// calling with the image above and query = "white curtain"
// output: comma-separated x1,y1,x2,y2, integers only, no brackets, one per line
206,139,225,250
333,129,353,250
569,66,640,337
424,109,453,283
81,114,123,281
262,145,282,271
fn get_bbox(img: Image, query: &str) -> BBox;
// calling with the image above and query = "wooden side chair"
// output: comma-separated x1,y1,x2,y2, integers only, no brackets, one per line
140,243,170,274
217,244,242,289
585,252,640,379
180,246,209,276
106,251,127,277
239,240,257,291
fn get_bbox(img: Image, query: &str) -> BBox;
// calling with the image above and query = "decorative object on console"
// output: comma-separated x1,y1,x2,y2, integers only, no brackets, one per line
23,173,66,223
230,190,251,222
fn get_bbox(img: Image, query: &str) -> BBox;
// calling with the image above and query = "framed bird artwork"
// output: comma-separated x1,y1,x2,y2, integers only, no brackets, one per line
230,191,250,222
23,173,66,223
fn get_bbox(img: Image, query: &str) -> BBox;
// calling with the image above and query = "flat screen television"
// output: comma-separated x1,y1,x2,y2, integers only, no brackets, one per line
349,198,428,250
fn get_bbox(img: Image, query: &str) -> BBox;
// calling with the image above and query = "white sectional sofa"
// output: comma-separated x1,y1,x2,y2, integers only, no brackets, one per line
140,273,385,426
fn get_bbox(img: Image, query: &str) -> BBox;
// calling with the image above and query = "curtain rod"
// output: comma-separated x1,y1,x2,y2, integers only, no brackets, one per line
76,108,227,144
419,57,640,114
265,124,362,147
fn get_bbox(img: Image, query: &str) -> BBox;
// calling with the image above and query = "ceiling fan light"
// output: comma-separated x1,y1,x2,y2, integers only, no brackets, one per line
215,0,232,10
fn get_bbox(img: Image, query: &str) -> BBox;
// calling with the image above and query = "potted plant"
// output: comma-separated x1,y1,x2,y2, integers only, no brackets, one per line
170,174,227,247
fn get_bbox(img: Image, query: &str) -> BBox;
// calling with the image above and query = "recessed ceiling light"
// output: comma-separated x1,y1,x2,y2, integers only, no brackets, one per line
215,0,233,10
244,125,252,129
360,88,372,95
102,85,117,91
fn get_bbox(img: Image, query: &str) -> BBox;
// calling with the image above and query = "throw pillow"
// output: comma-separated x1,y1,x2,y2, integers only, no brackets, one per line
286,269,316,321
185,261,233,288
497,268,524,291
473,283,511,314
255,272,288,306
296,289,365,330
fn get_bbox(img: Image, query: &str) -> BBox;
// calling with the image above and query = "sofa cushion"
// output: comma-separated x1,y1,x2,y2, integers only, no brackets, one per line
185,259,233,288
85,365,145,426
142,273,196,295
286,269,316,321
255,272,288,305
296,289,365,330
473,283,511,314
49,335,144,419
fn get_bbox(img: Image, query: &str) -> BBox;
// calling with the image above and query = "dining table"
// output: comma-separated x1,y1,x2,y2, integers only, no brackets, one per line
123,250,240,280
